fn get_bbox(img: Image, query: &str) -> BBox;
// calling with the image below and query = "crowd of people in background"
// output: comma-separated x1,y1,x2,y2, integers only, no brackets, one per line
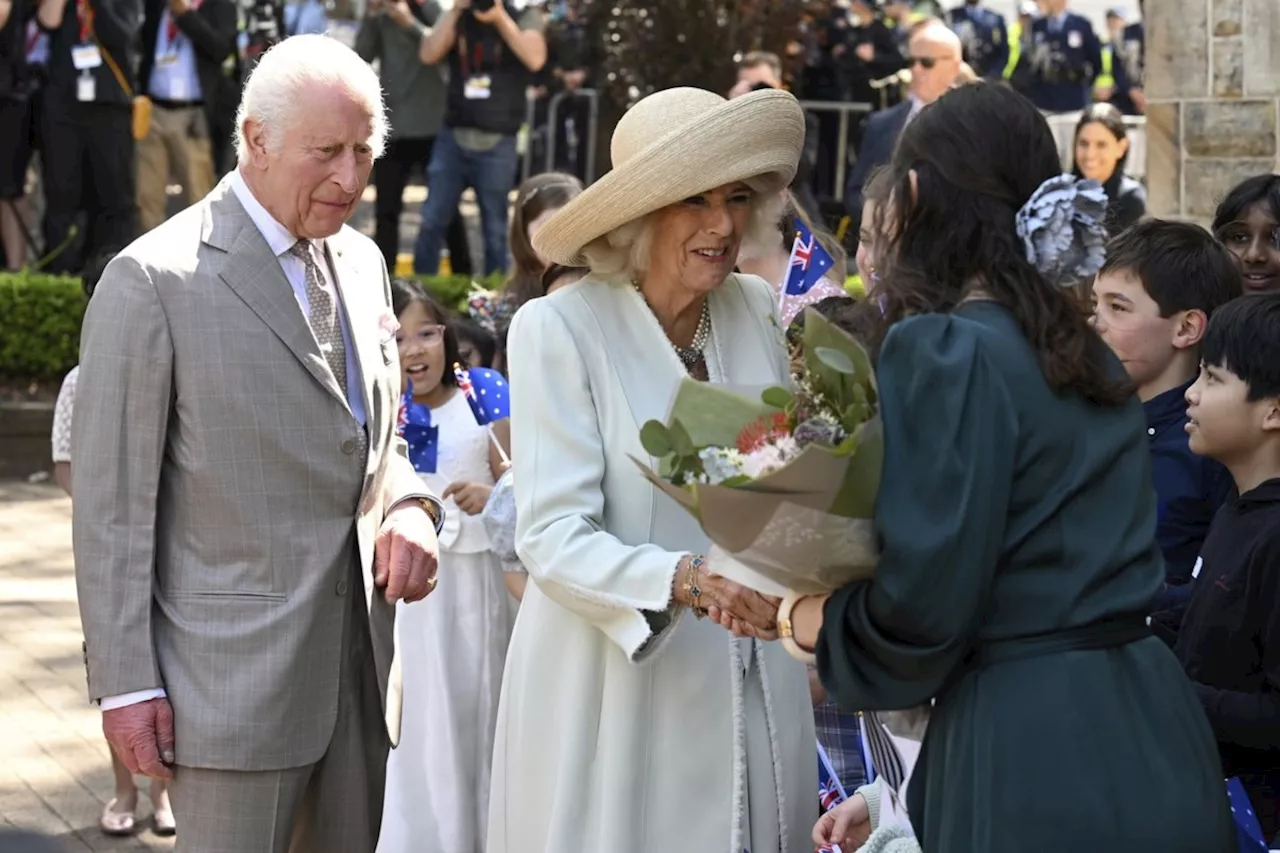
19,0,1280,840
0,0,1147,278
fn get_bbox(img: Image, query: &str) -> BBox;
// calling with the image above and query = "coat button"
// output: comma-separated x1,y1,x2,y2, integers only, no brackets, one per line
336,579,348,596
341,439,357,454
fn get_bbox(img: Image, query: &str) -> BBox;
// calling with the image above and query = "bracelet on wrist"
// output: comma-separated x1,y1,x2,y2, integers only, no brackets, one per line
777,592,816,665
681,554,707,619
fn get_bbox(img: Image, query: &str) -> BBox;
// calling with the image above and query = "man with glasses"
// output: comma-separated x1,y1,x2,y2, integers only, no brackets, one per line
843,18,961,220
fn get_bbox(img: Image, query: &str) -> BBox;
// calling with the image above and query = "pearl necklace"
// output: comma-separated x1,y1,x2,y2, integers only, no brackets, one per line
633,282,712,370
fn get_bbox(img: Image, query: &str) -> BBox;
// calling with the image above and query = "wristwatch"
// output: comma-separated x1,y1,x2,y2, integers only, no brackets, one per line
418,497,445,534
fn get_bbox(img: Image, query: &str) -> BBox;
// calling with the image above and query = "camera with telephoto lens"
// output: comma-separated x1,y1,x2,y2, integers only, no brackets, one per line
471,0,495,12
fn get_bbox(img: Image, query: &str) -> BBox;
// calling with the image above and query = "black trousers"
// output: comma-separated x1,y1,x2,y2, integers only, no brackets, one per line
373,136,471,276
41,97,138,274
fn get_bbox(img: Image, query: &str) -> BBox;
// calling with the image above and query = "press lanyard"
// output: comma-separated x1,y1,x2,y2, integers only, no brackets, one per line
457,32,501,79
75,0,93,42
166,0,202,44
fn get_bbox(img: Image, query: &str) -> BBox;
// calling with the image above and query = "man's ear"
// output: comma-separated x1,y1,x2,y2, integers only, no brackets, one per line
1172,309,1208,351
241,118,271,168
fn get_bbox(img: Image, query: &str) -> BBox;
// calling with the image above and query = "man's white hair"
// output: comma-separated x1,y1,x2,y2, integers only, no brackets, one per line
234,34,389,166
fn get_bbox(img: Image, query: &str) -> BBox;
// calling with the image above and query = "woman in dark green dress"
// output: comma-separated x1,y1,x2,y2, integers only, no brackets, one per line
787,84,1233,852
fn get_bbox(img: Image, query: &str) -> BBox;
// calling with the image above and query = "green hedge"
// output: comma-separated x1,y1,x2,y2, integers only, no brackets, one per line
0,271,498,381
1,270,865,381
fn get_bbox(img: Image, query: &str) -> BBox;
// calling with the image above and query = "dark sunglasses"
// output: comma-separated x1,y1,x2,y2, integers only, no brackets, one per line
907,56,940,69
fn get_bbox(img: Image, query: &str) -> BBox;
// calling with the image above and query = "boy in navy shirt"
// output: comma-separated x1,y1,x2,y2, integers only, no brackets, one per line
1169,293,1280,840
1092,221,1241,612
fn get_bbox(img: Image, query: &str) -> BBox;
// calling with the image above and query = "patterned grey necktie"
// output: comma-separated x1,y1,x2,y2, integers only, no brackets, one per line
289,240,348,396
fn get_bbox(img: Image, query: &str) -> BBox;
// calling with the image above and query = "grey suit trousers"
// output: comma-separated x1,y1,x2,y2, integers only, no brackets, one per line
167,559,391,853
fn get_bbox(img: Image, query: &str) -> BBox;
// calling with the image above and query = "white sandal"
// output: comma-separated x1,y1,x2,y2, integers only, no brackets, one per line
152,804,176,836
150,783,177,836
99,798,137,836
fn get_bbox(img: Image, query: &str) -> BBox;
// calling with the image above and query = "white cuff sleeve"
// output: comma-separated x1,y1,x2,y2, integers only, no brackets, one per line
100,688,167,711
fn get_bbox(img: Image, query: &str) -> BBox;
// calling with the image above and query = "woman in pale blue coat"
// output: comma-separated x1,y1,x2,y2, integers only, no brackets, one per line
488,87,818,853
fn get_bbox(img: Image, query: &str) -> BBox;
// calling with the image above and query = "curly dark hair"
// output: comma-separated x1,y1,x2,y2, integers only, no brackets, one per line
868,82,1130,406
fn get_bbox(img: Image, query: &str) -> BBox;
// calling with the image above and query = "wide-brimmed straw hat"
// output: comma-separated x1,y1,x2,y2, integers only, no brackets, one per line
532,86,806,268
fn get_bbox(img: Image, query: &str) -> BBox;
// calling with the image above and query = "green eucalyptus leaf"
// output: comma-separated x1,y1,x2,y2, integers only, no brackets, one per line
761,386,794,410
669,420,695,456
814,346,856,375
640,421,673,457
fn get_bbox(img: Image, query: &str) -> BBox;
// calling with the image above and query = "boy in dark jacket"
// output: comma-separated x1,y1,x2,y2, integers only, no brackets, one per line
1092,220,1241,613
1170,293,1280,840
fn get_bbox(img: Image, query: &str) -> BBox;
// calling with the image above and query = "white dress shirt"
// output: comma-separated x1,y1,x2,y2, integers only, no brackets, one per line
101,171,369,712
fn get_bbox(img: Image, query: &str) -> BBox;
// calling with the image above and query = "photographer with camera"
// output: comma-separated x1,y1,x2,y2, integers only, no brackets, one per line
38,0,142,273
411,0,546,277
0,0,47,269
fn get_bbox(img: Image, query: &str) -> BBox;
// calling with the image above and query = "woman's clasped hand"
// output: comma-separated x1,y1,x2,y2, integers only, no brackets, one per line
672,555,781,640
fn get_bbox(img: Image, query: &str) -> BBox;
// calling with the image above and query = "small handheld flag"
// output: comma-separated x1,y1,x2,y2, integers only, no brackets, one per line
1228,777,1269,853
817,740,848,814
398,381,438,474
783,218,835,300
453,363,511,466
453,364,511,426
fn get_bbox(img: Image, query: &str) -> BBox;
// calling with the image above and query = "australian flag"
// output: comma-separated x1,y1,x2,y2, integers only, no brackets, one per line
1228,777,1269,853
397,382,438,474
817,741,848,814
454,364,511,426
784,218,835,298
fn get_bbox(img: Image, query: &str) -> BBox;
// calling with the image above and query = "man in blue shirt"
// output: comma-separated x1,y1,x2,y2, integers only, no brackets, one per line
1091,221,1242,613
136,0,237,232
946,0,1008,79
1013,0,1102,113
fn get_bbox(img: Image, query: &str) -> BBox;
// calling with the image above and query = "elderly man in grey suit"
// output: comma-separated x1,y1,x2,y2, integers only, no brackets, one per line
71,34,445,853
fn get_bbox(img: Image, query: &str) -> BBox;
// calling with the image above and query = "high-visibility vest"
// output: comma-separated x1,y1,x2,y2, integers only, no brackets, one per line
1003,19,1022,79
1094,41,1116,91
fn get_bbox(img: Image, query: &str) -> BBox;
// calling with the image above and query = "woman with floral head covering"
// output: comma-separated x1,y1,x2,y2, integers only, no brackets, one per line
791,82,1233,853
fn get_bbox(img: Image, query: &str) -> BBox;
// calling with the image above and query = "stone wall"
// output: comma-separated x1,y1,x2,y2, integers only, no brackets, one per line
1145,0,1280,221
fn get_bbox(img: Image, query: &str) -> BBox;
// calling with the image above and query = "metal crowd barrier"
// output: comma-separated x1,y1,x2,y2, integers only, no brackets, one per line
1044,112,1148,180
521,88,601,185
797,99,875,204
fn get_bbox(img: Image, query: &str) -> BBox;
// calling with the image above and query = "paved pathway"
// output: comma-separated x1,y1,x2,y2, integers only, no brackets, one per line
0,482,174,851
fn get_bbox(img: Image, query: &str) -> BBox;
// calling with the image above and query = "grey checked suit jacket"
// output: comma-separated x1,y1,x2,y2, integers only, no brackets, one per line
72,176,432,771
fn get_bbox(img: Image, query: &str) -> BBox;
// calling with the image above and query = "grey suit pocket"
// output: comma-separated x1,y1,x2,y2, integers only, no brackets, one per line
164,590,288,603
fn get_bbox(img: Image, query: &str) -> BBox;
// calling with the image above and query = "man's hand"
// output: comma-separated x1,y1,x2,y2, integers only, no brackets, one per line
472,1,508,25
561,68,586,91
855,41,875,63
373,503,440,604
103,698,175,780
1130,87,1147,114
384,0,413,28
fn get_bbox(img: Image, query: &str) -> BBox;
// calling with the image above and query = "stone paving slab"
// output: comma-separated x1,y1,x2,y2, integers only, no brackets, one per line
0,483,173,851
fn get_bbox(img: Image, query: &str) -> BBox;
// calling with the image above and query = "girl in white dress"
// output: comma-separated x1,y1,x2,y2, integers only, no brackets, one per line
378,281,514,853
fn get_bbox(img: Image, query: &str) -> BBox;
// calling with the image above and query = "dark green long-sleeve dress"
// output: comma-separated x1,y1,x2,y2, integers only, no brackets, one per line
816,302,1233,852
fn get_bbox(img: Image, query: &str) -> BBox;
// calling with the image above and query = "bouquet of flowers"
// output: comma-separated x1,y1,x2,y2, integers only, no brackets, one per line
633,308,882,597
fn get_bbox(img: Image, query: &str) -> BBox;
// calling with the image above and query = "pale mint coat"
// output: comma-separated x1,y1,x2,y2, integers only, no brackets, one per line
488,274,817,853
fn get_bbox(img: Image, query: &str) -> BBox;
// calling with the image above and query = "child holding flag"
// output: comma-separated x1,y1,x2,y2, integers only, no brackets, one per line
379,281,516,853
737,194,850,329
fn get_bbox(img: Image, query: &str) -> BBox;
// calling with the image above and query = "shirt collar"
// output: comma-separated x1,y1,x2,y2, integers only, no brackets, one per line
1143,378,1193,432
230,168,313,258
